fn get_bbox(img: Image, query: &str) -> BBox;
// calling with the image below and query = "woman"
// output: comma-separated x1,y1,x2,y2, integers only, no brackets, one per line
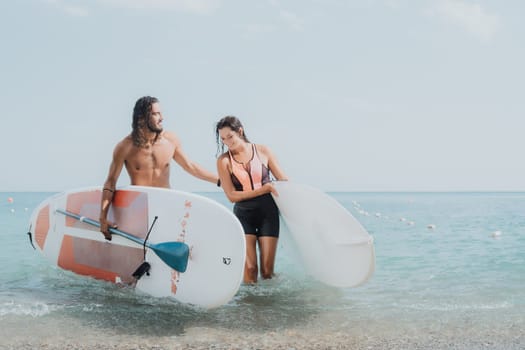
215,116,288,284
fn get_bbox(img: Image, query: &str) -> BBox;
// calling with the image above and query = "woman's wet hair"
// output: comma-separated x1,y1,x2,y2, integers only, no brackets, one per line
215,115,250,156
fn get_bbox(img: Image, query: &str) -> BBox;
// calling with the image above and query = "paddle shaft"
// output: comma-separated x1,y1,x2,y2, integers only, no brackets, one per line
55,208,149,247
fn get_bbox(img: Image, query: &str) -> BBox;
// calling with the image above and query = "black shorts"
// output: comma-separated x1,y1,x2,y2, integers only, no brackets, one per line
233,193,280,238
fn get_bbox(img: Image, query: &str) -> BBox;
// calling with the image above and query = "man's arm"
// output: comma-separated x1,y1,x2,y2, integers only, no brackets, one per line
99,141,127,240
169,132,218,184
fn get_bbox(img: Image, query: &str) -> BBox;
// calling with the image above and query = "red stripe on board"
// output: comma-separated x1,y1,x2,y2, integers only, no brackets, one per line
111,191,149,239
66,190,102,229
58,235,144,284
58,235,118,282
64,189,149,239
113,190,143,208
35,205,50,250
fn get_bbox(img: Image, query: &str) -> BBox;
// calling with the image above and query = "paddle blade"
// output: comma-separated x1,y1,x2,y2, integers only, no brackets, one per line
151,241,190,273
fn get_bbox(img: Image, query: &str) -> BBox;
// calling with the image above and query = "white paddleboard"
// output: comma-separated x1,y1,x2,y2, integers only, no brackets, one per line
28,186,245,308
272,181,375,288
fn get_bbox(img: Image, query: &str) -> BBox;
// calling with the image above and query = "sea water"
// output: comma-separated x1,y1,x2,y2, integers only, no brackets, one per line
1,191,524,349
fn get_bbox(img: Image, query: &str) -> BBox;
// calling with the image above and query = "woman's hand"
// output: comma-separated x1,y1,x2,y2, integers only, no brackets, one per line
262,182,279,197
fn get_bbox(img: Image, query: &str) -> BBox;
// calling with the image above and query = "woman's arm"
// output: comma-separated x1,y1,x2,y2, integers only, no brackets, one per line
217,154,276,203
259,144,288,181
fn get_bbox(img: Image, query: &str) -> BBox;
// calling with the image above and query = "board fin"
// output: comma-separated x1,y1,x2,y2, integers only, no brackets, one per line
132,262,151,279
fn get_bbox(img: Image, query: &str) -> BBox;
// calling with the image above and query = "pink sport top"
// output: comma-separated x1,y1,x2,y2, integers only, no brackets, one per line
229,144,271,191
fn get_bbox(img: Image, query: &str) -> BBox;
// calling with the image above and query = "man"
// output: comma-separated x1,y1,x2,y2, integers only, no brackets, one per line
99,96,218,240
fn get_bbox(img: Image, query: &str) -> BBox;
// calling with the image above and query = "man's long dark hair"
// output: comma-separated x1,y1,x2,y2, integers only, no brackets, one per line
132,96,159,147
215,115,250,157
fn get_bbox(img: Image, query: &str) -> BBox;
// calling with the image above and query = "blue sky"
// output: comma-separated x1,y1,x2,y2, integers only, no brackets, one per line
1,0,523,192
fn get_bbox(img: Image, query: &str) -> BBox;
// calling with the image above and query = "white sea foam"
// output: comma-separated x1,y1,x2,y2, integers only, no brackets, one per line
0,301,58,317
82,303,104,312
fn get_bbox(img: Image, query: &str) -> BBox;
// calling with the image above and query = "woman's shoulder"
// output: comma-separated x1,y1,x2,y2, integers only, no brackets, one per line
217,151,230,162
255,143,273,155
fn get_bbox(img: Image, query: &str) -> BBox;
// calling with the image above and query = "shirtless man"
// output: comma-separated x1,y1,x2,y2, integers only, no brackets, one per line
99,96,218,240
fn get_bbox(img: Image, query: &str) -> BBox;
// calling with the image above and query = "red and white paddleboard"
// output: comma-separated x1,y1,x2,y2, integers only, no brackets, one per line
28,186,245,308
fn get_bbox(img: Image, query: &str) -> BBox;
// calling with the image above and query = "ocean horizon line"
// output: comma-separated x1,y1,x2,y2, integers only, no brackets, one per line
1,189,525,194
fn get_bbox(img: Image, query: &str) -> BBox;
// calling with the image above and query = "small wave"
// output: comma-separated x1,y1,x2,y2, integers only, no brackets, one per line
0,301,59,317
396,301,512,312
81,303,104,312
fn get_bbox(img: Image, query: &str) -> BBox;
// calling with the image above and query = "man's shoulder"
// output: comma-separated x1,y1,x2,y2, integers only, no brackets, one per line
116,135,133,147
114,135,134,152
162,130,176,138
162,130,180,144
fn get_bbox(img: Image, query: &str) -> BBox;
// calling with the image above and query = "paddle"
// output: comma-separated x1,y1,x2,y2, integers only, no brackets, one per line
55,208,189,273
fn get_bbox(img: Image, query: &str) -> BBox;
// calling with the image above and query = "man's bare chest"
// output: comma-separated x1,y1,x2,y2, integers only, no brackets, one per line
126,144,174,170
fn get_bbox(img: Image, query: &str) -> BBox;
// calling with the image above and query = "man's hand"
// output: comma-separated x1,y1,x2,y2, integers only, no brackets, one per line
99,217,116,241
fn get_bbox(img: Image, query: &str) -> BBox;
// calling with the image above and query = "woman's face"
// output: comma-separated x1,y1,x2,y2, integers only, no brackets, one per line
219,127,244,149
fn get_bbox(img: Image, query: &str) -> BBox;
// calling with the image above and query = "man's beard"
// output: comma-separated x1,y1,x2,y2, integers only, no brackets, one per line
147,120,163,133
